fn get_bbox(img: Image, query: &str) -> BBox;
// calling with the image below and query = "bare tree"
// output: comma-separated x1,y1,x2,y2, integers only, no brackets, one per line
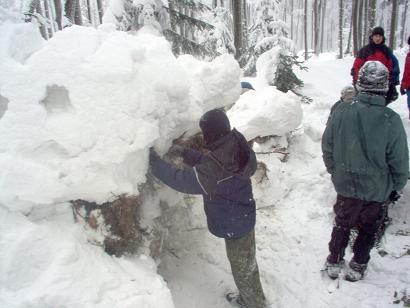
338,0,343,58
96,0,103,24
368,0,376,30
400,0,409,48
352,0,359,55
313,0,319,55
319,0,327,53
362,0,368,46
304,0,308,60
232,0,243,58
357,0,363,49
54,0,63,30
389,0,398,49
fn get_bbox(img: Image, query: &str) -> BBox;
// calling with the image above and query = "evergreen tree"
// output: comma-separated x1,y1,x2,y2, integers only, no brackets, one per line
164,0,218,58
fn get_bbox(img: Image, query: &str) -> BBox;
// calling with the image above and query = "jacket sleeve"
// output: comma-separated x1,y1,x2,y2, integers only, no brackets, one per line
386,116,409,191
151,156,205,195
321,119,335,174
401,53,410,90
182,148,203,167
352,57,365,83
391,53,400,86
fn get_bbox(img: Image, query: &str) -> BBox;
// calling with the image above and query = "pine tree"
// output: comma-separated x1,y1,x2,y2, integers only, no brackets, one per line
164,0,218,58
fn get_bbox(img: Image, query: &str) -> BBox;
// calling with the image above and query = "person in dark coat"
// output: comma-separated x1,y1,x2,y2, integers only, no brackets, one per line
149,108,267,308
400,35,410,118
323,61,409,282
351,26,400,104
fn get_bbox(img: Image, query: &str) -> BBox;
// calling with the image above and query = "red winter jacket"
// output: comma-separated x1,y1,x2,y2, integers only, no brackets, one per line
401,52,410,90
352,48,393,82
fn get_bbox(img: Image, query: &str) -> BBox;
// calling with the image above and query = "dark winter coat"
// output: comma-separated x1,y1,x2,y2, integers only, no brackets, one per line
351,40,394,83
322,92,409,202
150,129,257,239
401,52,410,91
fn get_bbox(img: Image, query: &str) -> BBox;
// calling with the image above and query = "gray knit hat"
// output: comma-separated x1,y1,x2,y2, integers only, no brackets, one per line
340,85,356,103
356,61,389,94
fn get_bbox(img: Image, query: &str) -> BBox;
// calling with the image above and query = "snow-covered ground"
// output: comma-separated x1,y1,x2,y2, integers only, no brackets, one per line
0,19,409,308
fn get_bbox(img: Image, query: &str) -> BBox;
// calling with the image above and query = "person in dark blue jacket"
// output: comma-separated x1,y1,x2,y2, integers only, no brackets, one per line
149,108,267,308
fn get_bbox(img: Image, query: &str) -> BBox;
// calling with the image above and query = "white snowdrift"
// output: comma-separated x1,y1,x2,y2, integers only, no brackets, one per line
0,23,241,207
0,20,241,308
228,86,303,140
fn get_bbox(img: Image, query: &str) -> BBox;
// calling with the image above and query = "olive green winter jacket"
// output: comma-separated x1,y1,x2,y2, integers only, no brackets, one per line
322,92,409,202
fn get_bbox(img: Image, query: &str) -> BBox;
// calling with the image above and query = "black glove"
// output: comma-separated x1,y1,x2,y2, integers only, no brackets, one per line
149,147,160,165
389,190,401,203
168,144,185,157
401,88,407,95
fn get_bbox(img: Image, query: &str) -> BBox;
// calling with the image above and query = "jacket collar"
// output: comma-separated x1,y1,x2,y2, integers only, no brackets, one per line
356,92,386,107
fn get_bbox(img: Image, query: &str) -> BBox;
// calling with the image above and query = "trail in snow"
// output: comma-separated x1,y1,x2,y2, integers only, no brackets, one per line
159,55,410,308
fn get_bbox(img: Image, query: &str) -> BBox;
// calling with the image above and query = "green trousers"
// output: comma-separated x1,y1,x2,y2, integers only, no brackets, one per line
225,229,267,308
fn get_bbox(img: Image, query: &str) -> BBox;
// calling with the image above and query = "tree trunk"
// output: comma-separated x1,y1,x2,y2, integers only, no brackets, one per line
242,0,247,50
357,0,363,49
232,0,243,59
290,0,294,40
362,0,368,47
368,0,376,30
96,0,103,24
400,0,409,48
53,0,63,30
345,9,353,54
74,0,82,25
213,0,217,8
320,0,327,53
338,0,343,59
352,0,359,55
313,0,319,55
304,0,308,60
36,1,48,39
43,0,54,37
86,0,92,24
389,0,398,49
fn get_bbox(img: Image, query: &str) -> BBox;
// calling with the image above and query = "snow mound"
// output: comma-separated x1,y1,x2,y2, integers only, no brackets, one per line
0,23,240,207
228,86,303,140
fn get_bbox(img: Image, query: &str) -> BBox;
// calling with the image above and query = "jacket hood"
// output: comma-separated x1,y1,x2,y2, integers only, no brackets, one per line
207,129,257,179
356,92,386,106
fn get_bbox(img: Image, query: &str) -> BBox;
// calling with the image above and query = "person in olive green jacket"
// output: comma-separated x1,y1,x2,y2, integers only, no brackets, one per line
322,60,409,282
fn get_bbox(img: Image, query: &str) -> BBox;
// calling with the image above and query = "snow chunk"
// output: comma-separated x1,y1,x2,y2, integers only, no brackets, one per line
228,86,303,140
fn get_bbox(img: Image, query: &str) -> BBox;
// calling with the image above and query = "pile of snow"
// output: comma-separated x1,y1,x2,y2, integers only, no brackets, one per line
228,86,302,140
0,23,240,207
0,19,240,308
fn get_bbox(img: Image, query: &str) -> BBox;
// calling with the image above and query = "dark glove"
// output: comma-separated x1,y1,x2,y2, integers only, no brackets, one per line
389,190,401,203
168,144,185,157
401,88,407,95
149,147,160,165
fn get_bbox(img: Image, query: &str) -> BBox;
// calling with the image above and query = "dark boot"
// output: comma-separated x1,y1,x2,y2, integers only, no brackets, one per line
345,260,367,282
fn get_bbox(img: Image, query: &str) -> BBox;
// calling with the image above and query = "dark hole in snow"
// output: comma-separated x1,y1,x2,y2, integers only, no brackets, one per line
0,93,9,120
40,85,73,114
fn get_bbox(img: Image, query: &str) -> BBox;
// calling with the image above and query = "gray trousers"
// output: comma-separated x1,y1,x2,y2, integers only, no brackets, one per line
225,229,266,308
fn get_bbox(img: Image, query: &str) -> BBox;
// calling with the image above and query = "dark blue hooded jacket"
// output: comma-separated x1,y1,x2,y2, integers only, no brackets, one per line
150,129,257,239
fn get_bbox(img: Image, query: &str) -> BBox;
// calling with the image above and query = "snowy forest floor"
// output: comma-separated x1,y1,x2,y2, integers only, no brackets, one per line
158,55,410,308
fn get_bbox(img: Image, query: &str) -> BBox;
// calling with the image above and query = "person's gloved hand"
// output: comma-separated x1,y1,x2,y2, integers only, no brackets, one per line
149,147,160,165
389,190,401,203
168,144,185,157
400,88,407,95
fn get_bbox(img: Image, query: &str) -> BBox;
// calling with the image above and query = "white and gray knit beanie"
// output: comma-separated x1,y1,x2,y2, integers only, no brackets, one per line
356,61,389,94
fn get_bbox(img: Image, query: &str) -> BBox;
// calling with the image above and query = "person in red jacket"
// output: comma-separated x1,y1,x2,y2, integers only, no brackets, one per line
401,35,410,118
351,27,399,104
